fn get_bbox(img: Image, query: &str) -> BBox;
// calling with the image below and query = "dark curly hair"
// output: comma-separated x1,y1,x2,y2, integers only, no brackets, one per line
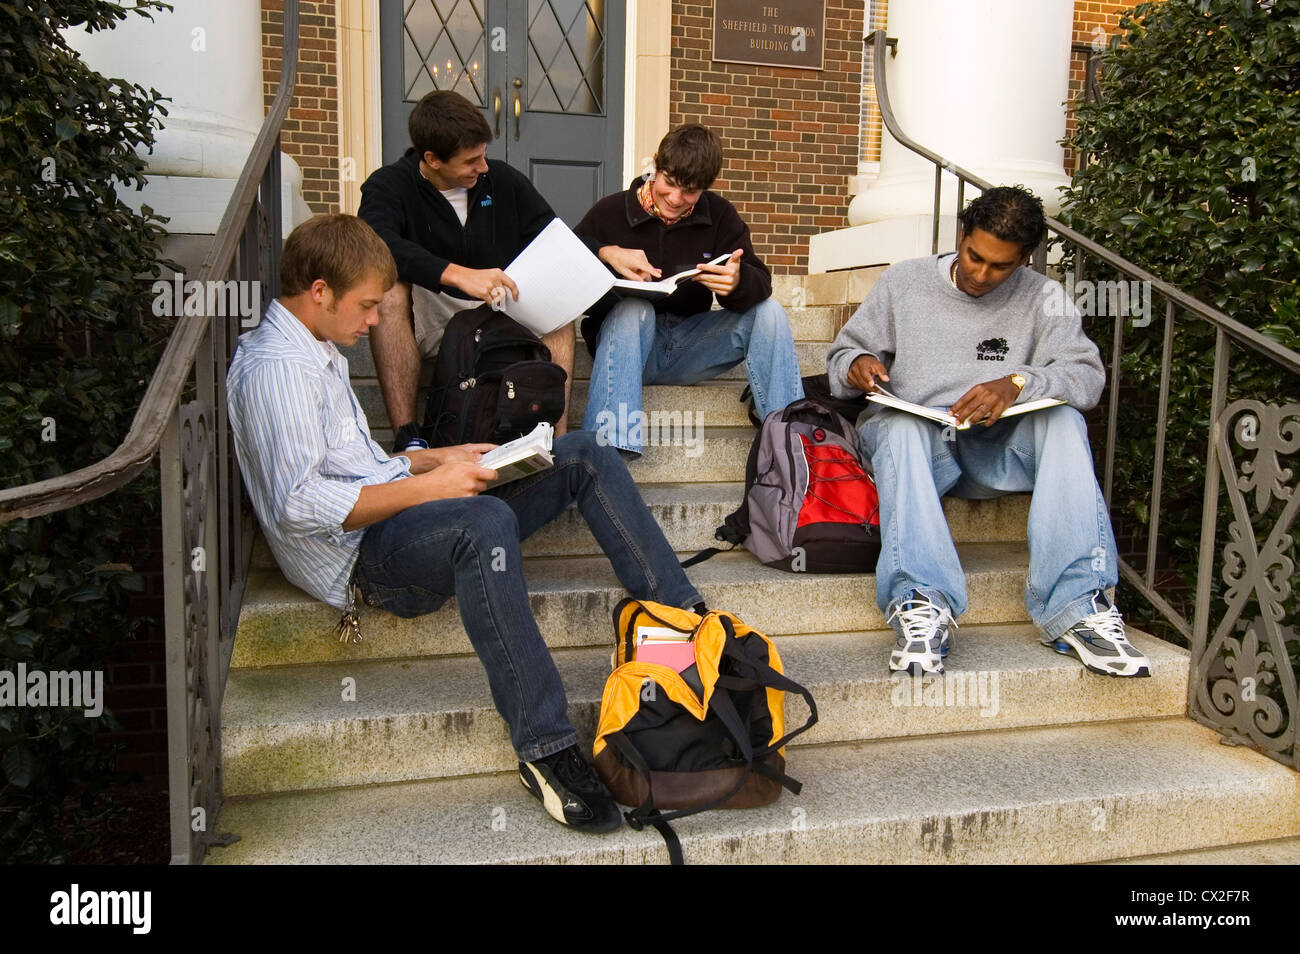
957,185,1046,254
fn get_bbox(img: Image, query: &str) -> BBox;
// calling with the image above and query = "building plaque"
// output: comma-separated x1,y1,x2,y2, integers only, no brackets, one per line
712,1,825,71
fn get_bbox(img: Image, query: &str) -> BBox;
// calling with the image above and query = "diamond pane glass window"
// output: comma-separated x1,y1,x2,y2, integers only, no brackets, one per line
403,0,486,105
527,0,605,114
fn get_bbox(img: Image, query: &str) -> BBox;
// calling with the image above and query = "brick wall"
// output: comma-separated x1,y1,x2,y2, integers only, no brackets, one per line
104,521,167,783
670,2,866,273
1066,1,1156,173
262,0,341,214
252,1,1147,261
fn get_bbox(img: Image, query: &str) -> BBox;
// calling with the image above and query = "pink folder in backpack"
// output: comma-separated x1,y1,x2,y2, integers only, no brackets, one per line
635,640,697,673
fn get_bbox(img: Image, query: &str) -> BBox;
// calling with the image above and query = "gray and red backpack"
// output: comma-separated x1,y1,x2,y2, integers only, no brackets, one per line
685,396,881,573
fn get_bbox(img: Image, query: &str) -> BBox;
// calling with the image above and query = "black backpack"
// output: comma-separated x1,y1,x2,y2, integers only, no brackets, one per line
422,305,568,447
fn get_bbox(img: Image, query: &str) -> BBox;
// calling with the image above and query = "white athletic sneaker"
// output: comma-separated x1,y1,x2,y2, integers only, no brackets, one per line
1051,592,1151,678
886,590,956,675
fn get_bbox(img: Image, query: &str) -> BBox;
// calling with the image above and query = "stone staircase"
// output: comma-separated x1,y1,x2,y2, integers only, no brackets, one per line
207,270,1300,864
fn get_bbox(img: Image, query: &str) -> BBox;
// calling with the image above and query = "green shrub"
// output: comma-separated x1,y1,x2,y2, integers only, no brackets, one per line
1061,0,1299,704
0,0,171,862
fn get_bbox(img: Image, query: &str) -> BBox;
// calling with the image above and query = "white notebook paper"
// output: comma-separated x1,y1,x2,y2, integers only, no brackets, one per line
497,219,727,334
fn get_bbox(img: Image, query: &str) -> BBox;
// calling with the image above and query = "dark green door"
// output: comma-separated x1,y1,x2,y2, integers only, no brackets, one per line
380,0,625,226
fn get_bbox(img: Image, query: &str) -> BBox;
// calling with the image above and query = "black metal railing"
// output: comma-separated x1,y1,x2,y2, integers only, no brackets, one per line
866,29,1300,770
0,0,301,862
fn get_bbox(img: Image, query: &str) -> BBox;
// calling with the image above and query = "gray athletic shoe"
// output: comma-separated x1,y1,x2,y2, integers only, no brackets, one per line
886,590,956,675
1050,591,1151,678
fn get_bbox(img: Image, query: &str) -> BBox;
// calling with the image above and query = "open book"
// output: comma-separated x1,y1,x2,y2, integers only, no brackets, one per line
497,219,729,335
866,385,1065,430
479,422,554,488
609,253,731,298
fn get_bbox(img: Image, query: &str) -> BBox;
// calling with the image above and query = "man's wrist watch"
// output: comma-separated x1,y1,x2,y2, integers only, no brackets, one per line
1010,373,1027,393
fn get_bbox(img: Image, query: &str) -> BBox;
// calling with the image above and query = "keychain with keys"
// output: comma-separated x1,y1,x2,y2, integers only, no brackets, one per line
335,584,364,644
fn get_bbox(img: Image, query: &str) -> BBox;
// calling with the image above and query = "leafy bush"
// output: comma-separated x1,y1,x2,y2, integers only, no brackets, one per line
0,0,171,861
1060,0,1299,693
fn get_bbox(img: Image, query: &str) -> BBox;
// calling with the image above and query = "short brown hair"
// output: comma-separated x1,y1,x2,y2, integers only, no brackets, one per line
280,214,397,297
409,90,492,162
654,125,723,191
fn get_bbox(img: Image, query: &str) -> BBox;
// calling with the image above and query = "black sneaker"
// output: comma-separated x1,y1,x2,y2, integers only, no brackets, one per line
519,745,622,833
391,422,428,454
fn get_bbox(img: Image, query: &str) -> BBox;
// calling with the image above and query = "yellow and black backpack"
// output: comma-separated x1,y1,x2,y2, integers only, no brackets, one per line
592,599,818,863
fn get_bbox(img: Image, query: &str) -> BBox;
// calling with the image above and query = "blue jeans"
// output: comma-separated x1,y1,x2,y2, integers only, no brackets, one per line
353,431,703,762
860,405,1118,641
582,296,805,453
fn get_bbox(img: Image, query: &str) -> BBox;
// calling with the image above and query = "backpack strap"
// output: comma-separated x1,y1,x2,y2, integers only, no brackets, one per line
606,732,685,865
610,672,763,864
679,537,739,569
609,615,819,862
679,403,770,568
738,384,764,428
717,618,820,756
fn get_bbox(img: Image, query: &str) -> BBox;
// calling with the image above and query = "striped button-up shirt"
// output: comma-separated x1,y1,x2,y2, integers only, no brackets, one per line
227,299,410,608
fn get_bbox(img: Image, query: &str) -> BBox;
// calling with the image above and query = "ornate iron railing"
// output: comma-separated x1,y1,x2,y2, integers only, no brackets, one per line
0,1,301,861
866,30,1300,770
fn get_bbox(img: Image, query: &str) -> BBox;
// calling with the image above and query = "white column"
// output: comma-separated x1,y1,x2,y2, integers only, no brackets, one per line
65,0,310,234
847,0,1074,227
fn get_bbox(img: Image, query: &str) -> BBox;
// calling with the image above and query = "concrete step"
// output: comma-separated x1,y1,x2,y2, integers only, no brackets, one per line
251,488,1031,569
362,425,762,483
1103,836,1300,865
221,625,1188,796
232,543,1032,668
571,339,832,383
351,377,761,434
772,266,886,307
785,305,850,341
624,427,754,482
567,380,752,427
355,380,758,438
336,307,847,388
206,718,1300,864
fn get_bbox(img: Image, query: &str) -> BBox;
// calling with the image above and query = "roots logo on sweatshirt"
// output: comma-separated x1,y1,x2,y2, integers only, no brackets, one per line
976,337,1009,361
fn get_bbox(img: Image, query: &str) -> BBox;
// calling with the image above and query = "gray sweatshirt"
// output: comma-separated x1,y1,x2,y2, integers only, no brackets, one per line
827,253,1104,412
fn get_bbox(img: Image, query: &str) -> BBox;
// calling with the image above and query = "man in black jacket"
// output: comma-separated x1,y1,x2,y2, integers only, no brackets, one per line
574,125,803,455
358,90,572,452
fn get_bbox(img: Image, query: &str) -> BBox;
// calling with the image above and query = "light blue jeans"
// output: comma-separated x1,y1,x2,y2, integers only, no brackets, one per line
581,296,804,454
859,405,1118,641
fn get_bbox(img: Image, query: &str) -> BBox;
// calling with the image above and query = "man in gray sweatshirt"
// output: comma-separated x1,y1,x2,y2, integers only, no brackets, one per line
827,186,1149,679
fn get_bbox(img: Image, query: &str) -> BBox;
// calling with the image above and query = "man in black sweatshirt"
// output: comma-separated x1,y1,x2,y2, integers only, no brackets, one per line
574,125,803,455
358,90,572,452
